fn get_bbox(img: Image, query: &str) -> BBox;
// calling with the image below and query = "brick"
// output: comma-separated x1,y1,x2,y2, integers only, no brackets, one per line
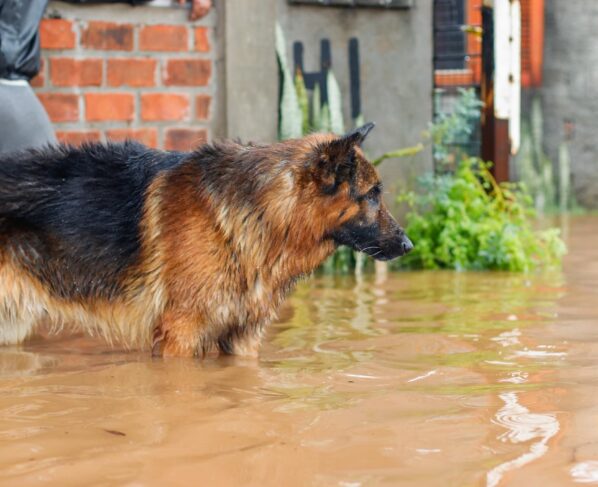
82,21,133,51
164,128,207,151
194,27,210,52
30,59,45,88
50,58,102,87
139,25,187,52
195,94,211,120
37,93,79,122
40,19,76,49
106,128,158,148
85,93,134,122
141,93,189,121
164,59,211,86
107,58,156,87
57,130,102,146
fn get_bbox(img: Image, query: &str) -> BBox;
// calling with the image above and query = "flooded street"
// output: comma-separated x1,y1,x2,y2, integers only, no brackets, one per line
0,216,597,487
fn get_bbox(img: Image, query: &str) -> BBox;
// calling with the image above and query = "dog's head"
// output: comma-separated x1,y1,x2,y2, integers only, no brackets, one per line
302,123,413,261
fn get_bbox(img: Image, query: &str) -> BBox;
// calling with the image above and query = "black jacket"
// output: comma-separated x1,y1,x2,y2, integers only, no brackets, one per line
0,0,48,80
0,0,152,80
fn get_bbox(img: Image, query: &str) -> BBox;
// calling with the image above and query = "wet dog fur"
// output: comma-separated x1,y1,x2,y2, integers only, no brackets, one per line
0,123,412,357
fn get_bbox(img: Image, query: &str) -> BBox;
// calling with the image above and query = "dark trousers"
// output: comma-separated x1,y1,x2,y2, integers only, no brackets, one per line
0,80,56,154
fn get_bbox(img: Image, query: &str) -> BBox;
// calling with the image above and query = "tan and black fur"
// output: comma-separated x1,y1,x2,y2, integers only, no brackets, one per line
0,123,412,357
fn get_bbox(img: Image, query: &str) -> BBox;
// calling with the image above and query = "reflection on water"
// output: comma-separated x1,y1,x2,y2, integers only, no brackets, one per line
0,216,597,486
487,392,560,487
571,461,598,483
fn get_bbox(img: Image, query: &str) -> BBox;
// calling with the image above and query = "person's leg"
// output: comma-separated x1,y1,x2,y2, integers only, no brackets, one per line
0,81,56,154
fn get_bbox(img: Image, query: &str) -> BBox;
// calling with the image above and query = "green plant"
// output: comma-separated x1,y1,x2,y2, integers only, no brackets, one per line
275,33,369,274
394,158,566,272
275,23,302,140
515,96,569,213
558,141,571,212
327,70,344,135
372,144,424,167
392,88,566,272
277,21,345,142
294,69,310,135
430,88,483,166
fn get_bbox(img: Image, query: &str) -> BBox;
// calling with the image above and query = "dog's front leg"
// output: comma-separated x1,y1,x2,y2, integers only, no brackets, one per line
217,325,263,358
151,310,203,358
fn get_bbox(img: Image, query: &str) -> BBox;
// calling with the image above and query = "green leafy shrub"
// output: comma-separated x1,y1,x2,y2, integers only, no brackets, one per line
394,158,566,272
430,88,483,166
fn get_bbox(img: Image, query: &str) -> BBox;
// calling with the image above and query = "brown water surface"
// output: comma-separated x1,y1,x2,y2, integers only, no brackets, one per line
1,217,597,486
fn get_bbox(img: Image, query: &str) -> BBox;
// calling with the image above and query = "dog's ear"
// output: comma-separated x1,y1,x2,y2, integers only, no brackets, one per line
325,122,375,160
314,123,375,189
340,122,376,147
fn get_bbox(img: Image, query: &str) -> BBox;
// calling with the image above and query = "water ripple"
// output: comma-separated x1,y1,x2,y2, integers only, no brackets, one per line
486,392,559,487
571,461,598,483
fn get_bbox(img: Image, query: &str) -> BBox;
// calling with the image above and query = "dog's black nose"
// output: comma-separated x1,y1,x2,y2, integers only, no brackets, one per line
401,236,414,254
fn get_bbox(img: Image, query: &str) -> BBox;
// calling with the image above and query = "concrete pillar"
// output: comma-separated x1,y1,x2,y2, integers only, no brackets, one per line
221,0,278,142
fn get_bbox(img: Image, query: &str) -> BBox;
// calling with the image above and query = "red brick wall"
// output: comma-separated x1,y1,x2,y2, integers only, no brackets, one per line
33,6,214,151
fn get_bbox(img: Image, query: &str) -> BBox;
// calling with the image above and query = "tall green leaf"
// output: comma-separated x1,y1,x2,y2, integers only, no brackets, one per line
558,141,571,212
275,23,302,140
311,83,322,132
294,69,310,135
327,70,344,134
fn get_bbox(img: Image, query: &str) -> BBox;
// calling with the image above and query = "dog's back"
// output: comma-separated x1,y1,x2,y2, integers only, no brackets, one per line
0,142,185,297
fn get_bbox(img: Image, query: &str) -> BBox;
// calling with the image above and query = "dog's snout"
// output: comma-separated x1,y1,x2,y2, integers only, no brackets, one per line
401,235,414,254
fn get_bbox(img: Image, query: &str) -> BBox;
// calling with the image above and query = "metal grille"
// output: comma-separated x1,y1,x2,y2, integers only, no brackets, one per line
434,0,466,70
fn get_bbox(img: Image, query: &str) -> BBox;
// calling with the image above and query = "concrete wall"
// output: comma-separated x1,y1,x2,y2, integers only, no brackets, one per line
277,0,434,196
38,0,434,198
542,0,598,208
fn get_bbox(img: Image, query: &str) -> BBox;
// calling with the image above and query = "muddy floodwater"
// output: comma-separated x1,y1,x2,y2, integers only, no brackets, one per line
1,217,597,486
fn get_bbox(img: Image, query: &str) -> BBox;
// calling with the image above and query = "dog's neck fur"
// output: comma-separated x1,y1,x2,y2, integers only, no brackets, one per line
191,141,337,289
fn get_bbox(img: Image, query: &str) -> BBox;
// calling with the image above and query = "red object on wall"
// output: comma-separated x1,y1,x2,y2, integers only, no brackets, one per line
521,0,544,87
435,0,545,89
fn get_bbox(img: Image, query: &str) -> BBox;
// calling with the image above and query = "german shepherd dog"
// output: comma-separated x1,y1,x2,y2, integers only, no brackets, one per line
0,123,412,357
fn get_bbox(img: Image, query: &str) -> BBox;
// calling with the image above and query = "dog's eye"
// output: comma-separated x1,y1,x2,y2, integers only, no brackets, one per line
366,184,381,201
